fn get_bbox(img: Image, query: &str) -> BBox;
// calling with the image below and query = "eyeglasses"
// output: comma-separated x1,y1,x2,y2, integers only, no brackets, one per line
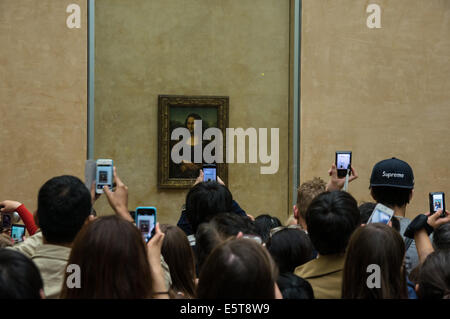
269,224,305,238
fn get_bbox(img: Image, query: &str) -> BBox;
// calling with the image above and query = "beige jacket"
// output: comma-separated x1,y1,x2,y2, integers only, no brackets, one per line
294,253,345,299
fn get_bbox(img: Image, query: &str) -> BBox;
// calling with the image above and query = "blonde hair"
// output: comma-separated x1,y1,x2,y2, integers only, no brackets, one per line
296,177,326,219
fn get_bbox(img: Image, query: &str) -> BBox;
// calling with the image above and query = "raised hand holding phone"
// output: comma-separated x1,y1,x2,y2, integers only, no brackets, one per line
326,163,358,192
103,167,132,222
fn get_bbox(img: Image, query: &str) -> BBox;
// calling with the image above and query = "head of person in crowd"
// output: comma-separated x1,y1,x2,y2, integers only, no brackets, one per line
294,177,326,231
60,215,153,299
369,158,414,216
359,202,400,232
160,224,196,298
0,249,44,299
195,212,259,275
185,181,233,234
266,226,314,273
36,175,93,245
197,238,281,299
254,214,282,243
416,249,450,299
306,191,360,256
342,223,407,299
276,273,314,299
432,223,450,251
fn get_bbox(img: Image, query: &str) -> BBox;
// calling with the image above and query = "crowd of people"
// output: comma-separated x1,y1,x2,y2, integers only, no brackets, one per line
0,157,449,299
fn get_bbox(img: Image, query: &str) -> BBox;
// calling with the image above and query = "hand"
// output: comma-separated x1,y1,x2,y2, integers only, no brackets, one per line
426,210,450,229
217,176,225,186
0,200,22,213
90,181,101,205
194,169,204,186
326,163,358,192
147,222,165,265
103,167,132,222
146,223,168,298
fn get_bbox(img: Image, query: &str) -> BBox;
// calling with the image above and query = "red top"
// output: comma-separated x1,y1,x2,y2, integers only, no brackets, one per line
16,204,38,235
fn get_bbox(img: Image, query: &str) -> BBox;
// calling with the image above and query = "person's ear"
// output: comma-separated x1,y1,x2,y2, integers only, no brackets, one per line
293,205,299,219
39,288,46,299
409,189,414,202
415,283,419,294
236,231,243,239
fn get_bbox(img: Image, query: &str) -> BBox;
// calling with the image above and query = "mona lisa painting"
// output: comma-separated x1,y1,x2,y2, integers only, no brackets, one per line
158,95,229,188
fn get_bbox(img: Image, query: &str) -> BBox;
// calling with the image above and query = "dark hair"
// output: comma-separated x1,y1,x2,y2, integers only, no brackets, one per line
195,213,258,275
358,202,400,232
210,212,258,238
370,186,412,208
417,249,450,299
184,113,202,127
306,191,360,255
266,228,313,273
160,224,196,298
37,175,92,244
197,239,278,299
60,215,153,298
433,223,450,251
254,214,282,243
185,182,233,234
0,249,43,299
195,222,222,275
342,223,407,299
276,273,314,299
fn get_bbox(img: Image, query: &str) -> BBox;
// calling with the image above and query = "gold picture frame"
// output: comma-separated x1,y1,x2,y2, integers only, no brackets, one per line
158,95,229,188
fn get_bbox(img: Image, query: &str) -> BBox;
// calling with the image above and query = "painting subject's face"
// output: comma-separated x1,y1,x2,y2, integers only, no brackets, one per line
186,116,195,134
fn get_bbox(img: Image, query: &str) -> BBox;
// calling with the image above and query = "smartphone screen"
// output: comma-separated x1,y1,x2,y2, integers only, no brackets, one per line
336,152,352,178
430,192,445,217
203,166,217,182
433,194,443,211
96,159,113,194
136,207,156,243
11,224,26,243
368,204,394,225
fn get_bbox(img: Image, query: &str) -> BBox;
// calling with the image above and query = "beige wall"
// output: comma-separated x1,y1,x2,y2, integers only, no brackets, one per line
94,0,292,224
300,0,450,218
0,0,87,212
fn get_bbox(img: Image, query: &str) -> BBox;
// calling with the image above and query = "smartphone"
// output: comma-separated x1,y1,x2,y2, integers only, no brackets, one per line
1,213,12,229
429,192,445,217
135,207,157,243
203,164,217,182
95,159,114,194
11,224,26,243
367,203,394,225
336,151,352,178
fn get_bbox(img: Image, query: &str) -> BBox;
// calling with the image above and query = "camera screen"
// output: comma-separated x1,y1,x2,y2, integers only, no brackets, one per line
97,166,112,186
337,153,351,170
137,211,156,243
203,168,217,182
370,208,391,224
433,194,443,212
1,214,11,228
11,225,25,242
